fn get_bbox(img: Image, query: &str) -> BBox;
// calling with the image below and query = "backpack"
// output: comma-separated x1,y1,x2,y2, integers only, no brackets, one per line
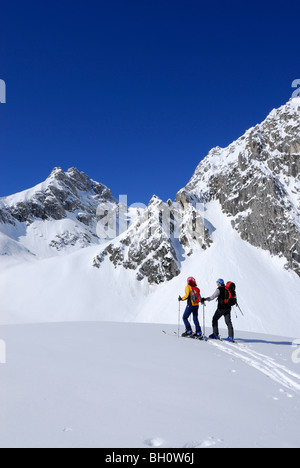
224,282,237,306
190,286,201,306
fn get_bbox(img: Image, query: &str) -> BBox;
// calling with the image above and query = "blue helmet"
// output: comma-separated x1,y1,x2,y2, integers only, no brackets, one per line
217,278,225,286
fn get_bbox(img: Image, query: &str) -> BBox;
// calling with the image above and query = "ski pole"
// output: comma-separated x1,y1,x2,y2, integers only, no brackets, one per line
237,303,244,317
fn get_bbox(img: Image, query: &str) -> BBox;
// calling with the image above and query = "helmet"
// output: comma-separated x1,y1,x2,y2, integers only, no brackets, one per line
187,277,196,284
217,278,225,286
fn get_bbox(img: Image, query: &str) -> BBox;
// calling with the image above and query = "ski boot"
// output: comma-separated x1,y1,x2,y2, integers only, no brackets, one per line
181,330,193,338
224,337,235,343
191,332,204,340
209,333,221,340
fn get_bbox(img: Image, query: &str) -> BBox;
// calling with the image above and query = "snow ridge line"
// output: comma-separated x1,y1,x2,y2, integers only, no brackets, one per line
208,340,300,395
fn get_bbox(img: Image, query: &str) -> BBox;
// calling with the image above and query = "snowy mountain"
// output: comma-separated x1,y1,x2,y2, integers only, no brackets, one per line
0,98,300,337
93,194,211,284
181,97,300,276
0,167,117,258
92,97,300,282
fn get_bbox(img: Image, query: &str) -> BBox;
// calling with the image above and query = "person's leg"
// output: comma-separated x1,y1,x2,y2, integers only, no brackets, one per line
212,309,223,337
183,305,193,332
192,306,202,334
224,310,234,339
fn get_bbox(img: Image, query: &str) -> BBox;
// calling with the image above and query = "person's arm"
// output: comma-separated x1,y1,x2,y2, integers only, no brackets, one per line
181,285,191,301
205,289,220,302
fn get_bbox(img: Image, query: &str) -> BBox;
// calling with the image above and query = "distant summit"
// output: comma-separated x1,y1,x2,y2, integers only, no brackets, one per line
0,167,117,256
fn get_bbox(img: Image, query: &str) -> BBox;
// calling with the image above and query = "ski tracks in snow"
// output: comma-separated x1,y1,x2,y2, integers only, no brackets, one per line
208,340,300,395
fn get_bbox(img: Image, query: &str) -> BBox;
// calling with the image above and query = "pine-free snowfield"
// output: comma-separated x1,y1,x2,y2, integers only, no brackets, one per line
0,322,299,448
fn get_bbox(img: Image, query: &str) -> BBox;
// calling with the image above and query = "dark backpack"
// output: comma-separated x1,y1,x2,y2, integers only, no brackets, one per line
190,286,201,306
224,282,237,306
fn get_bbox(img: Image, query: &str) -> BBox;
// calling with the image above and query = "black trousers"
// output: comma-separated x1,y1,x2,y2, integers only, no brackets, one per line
213,308,234,338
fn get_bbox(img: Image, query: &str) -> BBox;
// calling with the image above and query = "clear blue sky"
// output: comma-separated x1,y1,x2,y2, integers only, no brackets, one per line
1,0,299,204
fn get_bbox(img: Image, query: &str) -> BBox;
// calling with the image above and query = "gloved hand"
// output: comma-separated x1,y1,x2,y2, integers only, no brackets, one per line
178,296,182,302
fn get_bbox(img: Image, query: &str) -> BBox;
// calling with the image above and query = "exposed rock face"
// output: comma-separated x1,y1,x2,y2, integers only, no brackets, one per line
0,167,114,226
181,98,300,276
93,196,181,284
94,98,299,282
0,167,117,255
93,195,212,284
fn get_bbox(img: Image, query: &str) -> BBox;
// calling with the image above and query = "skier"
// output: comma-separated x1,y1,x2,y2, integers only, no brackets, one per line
178,277,203,339
202,279,234,342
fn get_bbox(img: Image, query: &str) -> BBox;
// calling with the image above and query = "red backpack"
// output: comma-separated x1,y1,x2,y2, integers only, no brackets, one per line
190,286,201,306
224,282,237,306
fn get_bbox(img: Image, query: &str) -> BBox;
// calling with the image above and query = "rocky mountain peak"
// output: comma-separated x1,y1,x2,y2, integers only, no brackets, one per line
93,189,212,284
182,98,300,276
0,168,117,256
93,98,300,282
0,167,115,226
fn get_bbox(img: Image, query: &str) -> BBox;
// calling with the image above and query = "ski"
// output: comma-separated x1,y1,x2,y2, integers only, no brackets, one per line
189,335,207,341
209,337,240,345
222,339,249,348
206,336,223,342
162,330,178,337
163,331,244,347
162,331,208,341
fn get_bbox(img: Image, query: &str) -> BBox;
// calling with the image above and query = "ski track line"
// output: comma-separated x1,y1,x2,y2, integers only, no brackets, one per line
233,344,300,382
208,340,300,395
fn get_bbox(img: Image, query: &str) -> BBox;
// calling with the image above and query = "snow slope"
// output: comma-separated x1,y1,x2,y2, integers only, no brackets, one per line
139,201,300,336
1,201,299,338
0,322,299,448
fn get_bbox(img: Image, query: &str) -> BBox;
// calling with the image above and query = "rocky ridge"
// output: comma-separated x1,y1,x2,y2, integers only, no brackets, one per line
0,167,117,255
93,195,212,284
93,98,300,282
179,98,300,275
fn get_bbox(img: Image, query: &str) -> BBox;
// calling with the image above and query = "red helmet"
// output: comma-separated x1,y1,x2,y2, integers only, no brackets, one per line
187,277,196,284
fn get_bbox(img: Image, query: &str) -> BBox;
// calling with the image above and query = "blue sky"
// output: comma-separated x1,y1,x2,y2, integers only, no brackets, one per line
1,0,299,204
